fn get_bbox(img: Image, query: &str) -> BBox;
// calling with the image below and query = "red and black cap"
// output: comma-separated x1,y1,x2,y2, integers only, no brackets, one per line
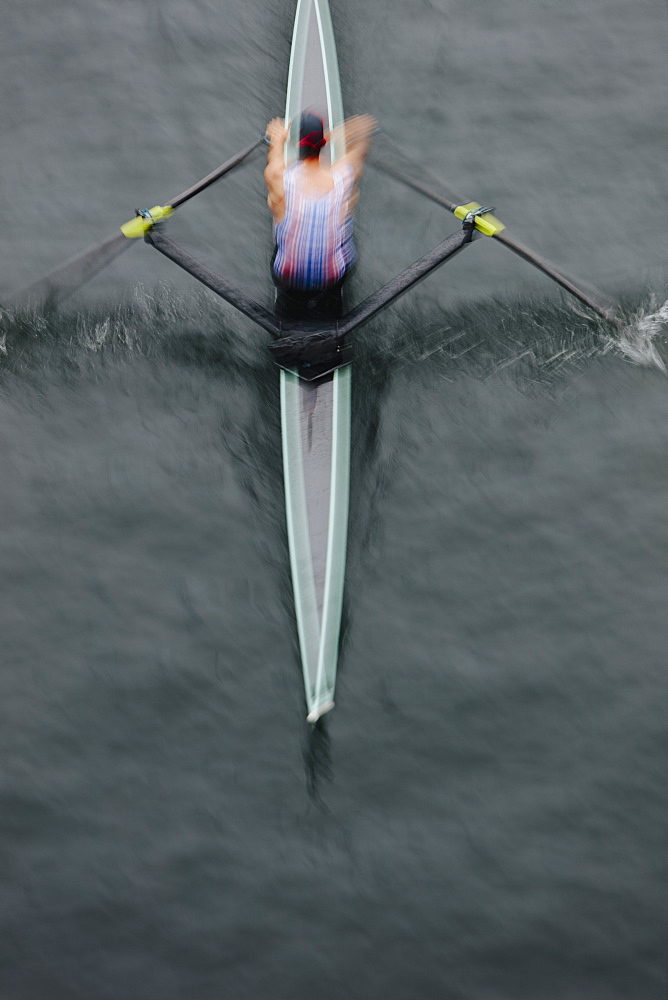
298,112,326,159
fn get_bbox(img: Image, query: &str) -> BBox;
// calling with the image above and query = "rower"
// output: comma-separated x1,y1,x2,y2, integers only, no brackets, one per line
264,112,376,322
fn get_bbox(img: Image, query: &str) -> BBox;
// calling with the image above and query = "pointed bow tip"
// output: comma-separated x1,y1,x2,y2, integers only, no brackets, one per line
306,700,335,724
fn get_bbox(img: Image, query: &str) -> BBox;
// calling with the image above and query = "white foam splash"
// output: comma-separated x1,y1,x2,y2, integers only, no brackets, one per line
607,299,668,372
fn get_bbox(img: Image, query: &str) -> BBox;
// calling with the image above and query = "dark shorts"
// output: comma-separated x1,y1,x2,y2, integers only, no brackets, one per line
271,248,348,323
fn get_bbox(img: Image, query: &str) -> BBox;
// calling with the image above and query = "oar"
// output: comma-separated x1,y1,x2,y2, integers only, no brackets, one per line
10,137,263,308
373,149,621,329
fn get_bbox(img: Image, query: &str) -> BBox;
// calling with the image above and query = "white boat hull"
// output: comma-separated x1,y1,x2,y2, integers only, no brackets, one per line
281,0,350,721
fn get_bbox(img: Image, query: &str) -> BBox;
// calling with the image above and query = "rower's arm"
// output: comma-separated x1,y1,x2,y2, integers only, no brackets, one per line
264,118,288,223
335,114,377,183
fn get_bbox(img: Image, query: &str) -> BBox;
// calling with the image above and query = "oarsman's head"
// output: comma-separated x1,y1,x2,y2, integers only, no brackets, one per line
298,112,326,160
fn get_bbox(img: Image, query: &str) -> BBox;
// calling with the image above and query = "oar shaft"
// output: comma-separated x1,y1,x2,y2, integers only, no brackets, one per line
9,138,264,308
373,155,620,327
9,231,133,307
168,137,263,209
374,160,458,213
493,231,620,326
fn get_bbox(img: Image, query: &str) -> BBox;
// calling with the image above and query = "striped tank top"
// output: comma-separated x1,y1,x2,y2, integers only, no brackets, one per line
273,162,356,290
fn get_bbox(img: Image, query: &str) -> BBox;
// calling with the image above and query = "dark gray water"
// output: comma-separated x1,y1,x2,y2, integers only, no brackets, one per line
2,0,667,997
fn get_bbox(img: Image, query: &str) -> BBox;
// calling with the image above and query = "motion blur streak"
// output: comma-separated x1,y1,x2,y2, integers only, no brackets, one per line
1,0,667,994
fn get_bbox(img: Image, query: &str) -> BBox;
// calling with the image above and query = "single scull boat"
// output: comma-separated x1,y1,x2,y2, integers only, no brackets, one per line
280,0,350,723
7,0,624,723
